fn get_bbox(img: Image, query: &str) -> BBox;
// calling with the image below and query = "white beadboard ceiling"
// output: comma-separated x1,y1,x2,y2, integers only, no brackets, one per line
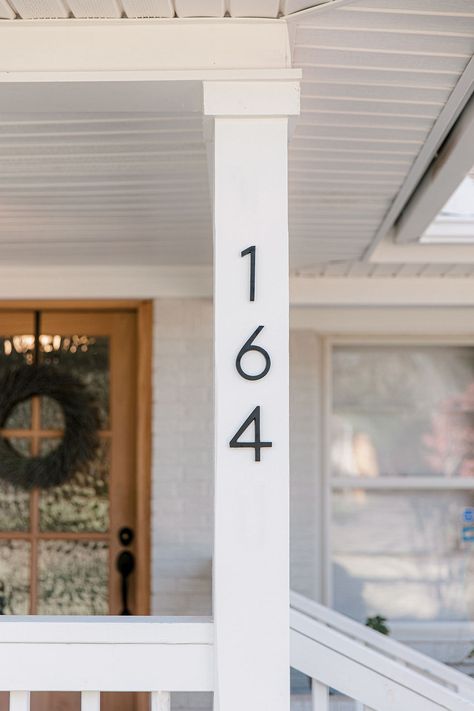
0,0,474,272
0,0,327,19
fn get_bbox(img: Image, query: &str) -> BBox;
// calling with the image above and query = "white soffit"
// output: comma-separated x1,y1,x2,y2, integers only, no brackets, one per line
0,0,473,274
0,0,332,18
288,0,474,271
0,111,212,266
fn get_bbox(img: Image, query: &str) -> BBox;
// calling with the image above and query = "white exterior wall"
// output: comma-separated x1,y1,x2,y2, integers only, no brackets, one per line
152,298,214,617
151,301,474,680
151,299,323,616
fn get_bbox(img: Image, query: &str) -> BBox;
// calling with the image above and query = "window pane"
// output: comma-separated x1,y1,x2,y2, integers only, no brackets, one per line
332,345,474,478
332,489,474,622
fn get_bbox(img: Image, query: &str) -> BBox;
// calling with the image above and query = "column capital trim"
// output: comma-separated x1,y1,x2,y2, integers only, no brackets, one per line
203,78,301,117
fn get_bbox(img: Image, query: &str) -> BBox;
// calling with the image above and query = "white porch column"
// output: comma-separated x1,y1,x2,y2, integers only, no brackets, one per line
204,79,300,711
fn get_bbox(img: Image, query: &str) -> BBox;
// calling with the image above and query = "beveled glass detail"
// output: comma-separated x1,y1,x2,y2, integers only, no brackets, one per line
0,438,30,531
37,539,109,615
41,336,109,429
40,397,65,431
8,437,31,458
0,337,32,430
39,439,109,532
0,481,29,531
0,539,30,614
3,401,32,431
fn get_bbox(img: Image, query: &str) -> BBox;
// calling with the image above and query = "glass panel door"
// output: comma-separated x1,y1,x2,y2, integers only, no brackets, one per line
0,310,141,711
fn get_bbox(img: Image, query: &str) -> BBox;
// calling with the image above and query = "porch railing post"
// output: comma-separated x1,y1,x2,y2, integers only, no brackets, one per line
204,78,300,711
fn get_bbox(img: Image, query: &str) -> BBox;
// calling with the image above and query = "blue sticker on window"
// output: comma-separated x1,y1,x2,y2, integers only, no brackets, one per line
463,526,474,541
463,508,474,523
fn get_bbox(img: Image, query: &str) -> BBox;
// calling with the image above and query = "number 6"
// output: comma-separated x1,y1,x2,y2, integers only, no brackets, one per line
236,326,271,381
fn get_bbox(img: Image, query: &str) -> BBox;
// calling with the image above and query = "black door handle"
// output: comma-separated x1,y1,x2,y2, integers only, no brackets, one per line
116,550,135,615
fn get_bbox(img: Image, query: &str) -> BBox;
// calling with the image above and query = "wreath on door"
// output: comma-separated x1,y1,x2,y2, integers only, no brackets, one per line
0,314,100,490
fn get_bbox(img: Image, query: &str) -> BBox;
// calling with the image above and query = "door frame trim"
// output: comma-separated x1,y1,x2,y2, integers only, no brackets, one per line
136,301,153,614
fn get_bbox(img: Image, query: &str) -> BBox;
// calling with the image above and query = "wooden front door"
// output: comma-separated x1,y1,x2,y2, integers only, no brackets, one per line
0,307,150,711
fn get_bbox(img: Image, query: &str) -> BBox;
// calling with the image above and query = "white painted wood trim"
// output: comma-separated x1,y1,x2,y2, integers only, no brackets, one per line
395,95,474,245
2,269,474,308
9,692,29,711
321,336,332,607
203,80,300,117
212,110,293,710
365,54,474,255
331,477,474,490
290,308,474,335
291,277,474,307
291,611,474,711
0,619,213,691
150,692,171,711
371,236,474,265
0,21,292,75
0,617,213,644
81,692,100,711
291,592,474,699
0,69,300,84
311,679,329,711
0,266,213,300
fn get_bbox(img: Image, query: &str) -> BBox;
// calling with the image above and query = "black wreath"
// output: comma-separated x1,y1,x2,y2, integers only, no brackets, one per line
0,365,100,490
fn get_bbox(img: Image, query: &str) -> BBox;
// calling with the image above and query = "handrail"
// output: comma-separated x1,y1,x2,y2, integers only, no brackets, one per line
0,616,214,692
291,590,474,700
0,604,472,711
291,608,474,711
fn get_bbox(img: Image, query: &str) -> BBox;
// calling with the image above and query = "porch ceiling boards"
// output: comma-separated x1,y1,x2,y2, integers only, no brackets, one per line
289,0,474,272
0,112,212,265
0,0,328,19
0,0,473,274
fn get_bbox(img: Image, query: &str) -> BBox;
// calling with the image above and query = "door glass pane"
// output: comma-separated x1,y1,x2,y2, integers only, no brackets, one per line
4,401,31,431
39,439,110,533
0,540,30,614
37,540,109,615
332,345,474,478
40,336,109,429
0,337,32,430
332,489,474,622
0,482,29,532
0,439,30,532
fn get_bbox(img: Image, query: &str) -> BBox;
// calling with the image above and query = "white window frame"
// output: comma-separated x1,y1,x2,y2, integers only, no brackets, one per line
322,333,474,612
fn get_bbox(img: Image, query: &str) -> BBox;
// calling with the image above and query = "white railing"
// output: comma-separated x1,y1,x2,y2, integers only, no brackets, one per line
0,616,213,710
1,601,473,711
291,591,474,703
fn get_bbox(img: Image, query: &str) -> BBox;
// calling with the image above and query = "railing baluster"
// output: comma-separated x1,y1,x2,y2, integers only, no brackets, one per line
81,691,100,711
151,692,171,711
9,692,30,711
311,679,328,711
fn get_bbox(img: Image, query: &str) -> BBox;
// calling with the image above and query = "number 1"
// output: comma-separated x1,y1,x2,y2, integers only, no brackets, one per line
241,245,256,302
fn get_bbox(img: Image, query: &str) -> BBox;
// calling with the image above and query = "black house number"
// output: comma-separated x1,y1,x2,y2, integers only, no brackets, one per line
229,246,272,462
235,325,271,381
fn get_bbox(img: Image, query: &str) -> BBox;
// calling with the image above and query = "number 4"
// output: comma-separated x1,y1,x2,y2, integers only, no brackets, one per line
229,406,272,462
